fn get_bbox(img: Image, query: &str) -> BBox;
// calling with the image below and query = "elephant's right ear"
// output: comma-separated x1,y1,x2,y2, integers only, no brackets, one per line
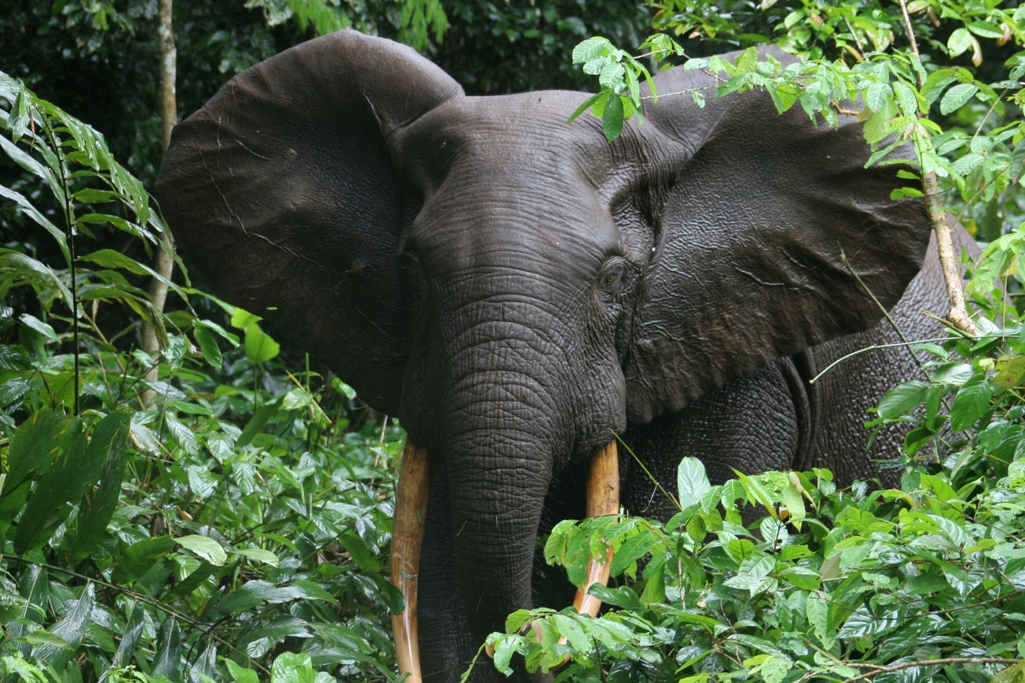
156,30,463,414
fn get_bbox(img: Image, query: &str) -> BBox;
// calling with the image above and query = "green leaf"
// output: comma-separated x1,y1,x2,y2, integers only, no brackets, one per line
112,536,178,585
940,83,978,114
601,93,625,142
13,416,102,554
236,395,285,448
31,583,95,671
233,548,280,567
152,618,183,683
224,659,260,683
82,249,181,300
68,409,131,564
573,37,610,64
165,412,199,455
339,532,380,572
176,535,228,566
193,325,222,368
677,457,711,510
950,374,993,431
838,604,899,638
554,614,591,652
968,20,1005,39
18,313,57,342
865,82,893,113
877,380,929,420
947,27,972,56
244,322,280,364
807,592,835,648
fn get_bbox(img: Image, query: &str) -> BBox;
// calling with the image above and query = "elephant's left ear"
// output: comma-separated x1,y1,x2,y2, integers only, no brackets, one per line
620,48,932,426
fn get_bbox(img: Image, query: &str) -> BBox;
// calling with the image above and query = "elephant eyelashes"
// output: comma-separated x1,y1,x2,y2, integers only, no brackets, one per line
597,260,628,296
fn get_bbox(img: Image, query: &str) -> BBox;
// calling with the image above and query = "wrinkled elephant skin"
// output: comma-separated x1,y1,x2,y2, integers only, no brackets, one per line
155,30,967,682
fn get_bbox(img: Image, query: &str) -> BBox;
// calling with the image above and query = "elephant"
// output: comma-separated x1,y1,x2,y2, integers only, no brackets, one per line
155,29,970,682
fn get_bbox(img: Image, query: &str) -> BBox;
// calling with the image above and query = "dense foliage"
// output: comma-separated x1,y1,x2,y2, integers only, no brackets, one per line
1,0,1025,681
0,69,410,680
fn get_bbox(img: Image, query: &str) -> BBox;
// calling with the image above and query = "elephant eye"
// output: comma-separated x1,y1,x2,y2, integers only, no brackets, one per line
399,252,426,298
597,260,627,295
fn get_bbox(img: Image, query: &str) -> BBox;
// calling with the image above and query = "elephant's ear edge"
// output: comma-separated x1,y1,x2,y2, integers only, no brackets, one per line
155,30,465,415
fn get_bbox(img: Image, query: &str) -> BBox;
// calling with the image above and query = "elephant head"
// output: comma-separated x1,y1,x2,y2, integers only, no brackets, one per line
155,30,931,681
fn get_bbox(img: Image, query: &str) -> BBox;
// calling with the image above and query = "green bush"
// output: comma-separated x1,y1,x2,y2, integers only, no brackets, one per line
0,72,404,682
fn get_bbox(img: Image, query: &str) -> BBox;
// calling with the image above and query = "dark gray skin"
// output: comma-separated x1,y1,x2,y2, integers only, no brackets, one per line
155,30,959,682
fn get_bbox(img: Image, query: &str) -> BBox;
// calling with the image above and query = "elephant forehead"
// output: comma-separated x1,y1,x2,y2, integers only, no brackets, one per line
397,93,623,268
398,91,611,179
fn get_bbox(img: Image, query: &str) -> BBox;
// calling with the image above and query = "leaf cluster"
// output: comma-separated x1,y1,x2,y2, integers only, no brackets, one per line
481,448,1025,682
0,73,406,682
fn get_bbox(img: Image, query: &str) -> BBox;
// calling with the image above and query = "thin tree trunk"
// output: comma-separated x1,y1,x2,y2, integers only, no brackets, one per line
896,0,976,336
141,0,177,406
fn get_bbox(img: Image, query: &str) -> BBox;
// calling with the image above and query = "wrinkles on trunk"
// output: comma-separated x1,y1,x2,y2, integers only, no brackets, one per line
445,417,554,645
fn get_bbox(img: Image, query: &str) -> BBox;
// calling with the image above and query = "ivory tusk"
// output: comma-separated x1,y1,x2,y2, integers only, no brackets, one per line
572,439,619,618
391,439,431,683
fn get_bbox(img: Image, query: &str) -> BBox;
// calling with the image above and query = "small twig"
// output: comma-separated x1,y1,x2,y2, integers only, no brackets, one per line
843,15,867,56
807,336,954,384
840,252,927,375
841,657,1020,682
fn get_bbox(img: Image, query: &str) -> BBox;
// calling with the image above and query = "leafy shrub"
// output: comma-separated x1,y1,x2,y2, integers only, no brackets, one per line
0,72,403,682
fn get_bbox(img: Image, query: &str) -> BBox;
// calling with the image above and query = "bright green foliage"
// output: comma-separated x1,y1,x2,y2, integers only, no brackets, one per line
480,450,1025,681
0,75,405,681
573,0,1025,238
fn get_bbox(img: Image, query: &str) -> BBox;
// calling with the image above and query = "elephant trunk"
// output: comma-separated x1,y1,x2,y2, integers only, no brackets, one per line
444,420,554,646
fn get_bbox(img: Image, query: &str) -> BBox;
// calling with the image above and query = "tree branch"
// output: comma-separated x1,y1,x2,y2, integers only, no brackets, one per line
141,0,177,406
896,0,976,335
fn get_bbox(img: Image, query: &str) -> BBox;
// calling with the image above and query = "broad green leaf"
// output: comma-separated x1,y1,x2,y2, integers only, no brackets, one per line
677,457,711,510
244,322,280,364
602,93,625,142
838,604,899,638
573,37,610,64
865,81,893,112
950,374,993,431
152,618,183,683
233,548,280,567
165,412,199,455
224,659,260,683
339,532,380,572
236,395,285,448
111,602,146,669
13,417,100,554
240,616,311,655
941,83,978,114
947,27,973,56
111,536,178,584
67,409,131,564
877,380,929,419
806,592,834,648
892,80,919,116
193,325,223,368
968,20,1005,39
554,614,590,652
31,583,95,671
176,535,227,566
